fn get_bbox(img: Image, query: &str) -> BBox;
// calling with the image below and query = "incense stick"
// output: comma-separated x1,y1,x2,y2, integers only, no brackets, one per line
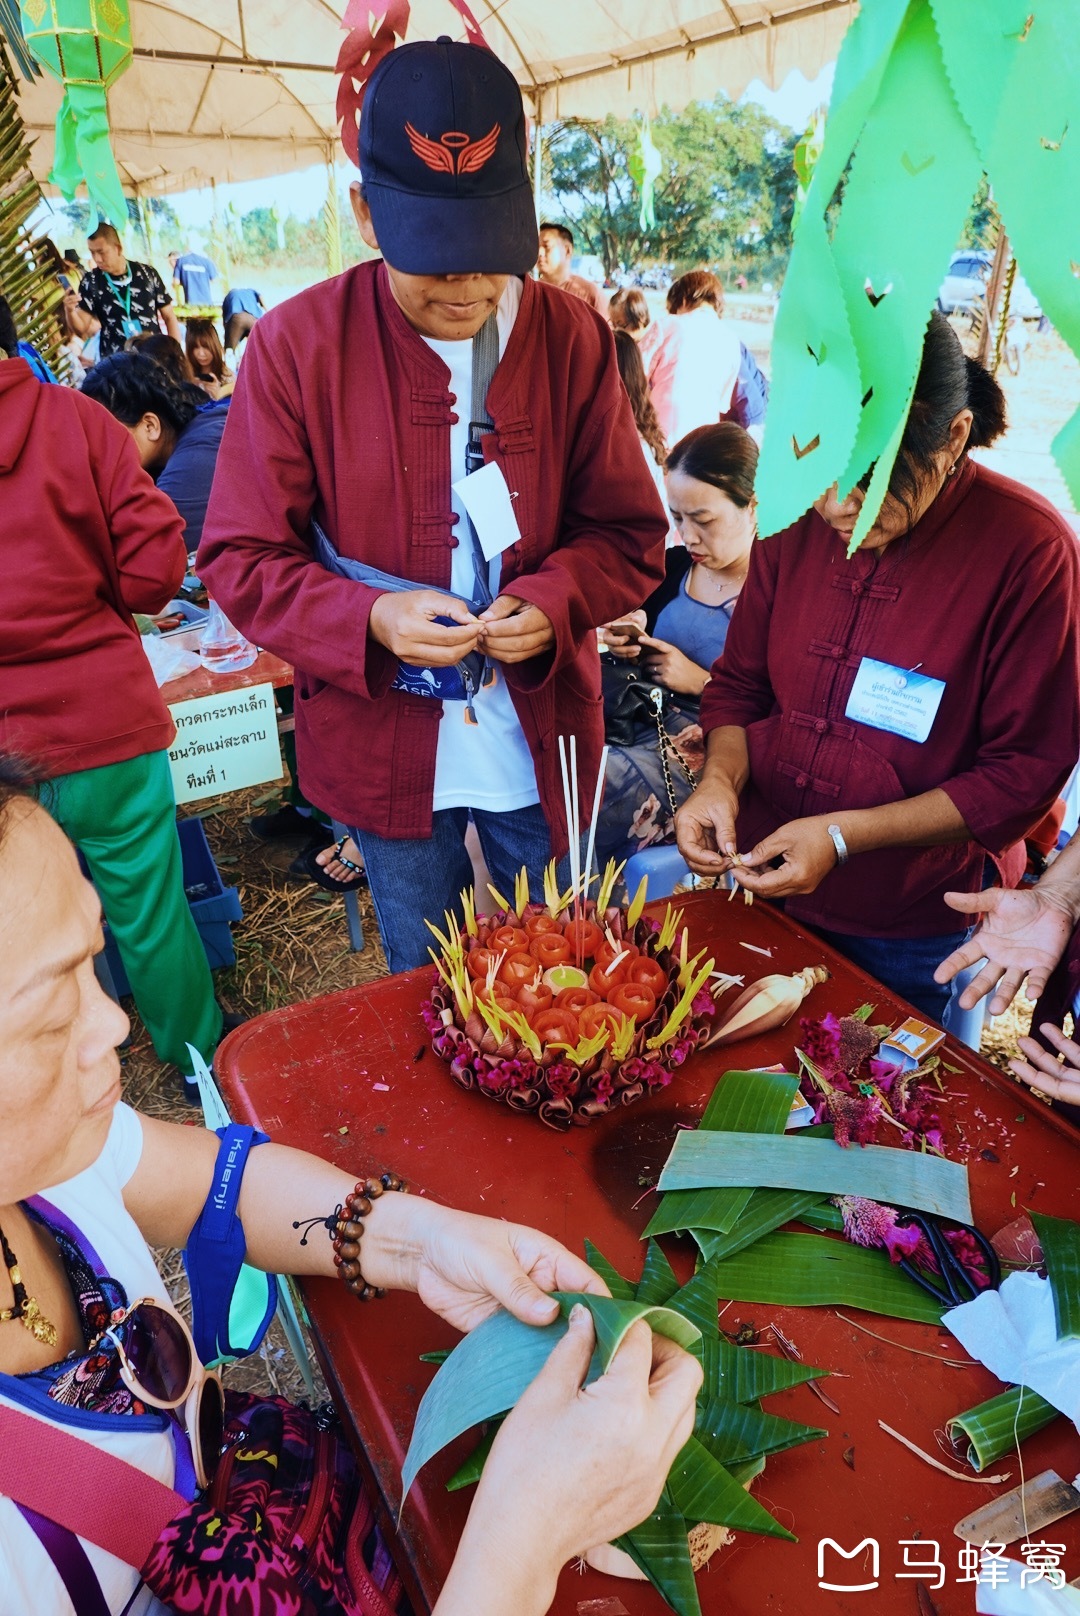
582,742,609,926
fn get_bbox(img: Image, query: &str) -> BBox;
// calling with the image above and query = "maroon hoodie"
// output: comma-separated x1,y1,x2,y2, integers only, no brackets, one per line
0,359,187,777
198,262,667,847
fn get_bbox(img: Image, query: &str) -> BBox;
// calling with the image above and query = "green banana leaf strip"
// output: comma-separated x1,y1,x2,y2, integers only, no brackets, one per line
556,1292,702,1370
584,1239,636,1300
659,1133,973,1225
795,1202,845,1233
712,1232,945,1323
946,1385,1061,1473
1030,1213,1080,1340
695,1190,830,1261
446,1420,501,1491
696,1394,826,1466
418,1349,451,1364
710,1337,828,1403
615,1487,701,1616
635,1239,680,1305
669,1435,796,1540
645,1070,802,1239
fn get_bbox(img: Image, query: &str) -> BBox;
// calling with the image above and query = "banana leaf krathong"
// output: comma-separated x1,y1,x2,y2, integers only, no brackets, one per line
402,1244,829,1616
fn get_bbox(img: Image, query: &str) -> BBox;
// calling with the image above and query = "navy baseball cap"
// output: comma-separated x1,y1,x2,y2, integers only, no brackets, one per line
358,37,538,276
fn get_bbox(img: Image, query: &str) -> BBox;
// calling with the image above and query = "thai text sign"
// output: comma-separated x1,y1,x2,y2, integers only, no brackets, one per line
167,683,282,804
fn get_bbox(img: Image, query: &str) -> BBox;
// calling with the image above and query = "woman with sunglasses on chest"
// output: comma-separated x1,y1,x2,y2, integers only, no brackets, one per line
0,760,699,1616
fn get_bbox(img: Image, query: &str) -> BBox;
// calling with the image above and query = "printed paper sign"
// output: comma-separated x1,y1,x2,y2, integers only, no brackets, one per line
452,461,522,562
167,682,283,804
844,656,946,744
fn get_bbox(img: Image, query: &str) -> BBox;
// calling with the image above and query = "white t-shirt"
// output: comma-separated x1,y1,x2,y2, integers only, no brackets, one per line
0,1104,176,1616
422,278,540,813
648,304,742,449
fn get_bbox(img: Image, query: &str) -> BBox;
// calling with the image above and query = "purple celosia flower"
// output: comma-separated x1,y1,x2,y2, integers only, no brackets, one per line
799,1011,842,1070
827,1089,882,1147
835,1196,934,1267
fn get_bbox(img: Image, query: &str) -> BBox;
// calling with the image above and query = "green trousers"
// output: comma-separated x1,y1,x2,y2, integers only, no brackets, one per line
47,751,222,1074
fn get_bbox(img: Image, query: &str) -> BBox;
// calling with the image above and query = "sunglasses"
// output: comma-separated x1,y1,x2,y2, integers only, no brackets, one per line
98,1297,225,1490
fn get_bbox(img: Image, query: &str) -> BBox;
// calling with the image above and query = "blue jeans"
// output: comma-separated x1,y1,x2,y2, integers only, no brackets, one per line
815,927,971,1027
350,805,580,973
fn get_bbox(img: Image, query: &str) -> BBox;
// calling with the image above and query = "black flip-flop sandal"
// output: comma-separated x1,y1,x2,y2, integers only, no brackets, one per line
288,836,366,893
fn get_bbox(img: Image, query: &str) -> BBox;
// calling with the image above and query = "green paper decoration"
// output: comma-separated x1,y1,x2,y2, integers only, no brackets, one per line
19,0,132,230
757,0,1080,548
628,117,663,232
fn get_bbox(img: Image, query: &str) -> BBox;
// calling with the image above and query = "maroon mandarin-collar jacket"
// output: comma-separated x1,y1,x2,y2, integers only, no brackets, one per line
701,458,1080,937
0,359,185,778
198,262,668,847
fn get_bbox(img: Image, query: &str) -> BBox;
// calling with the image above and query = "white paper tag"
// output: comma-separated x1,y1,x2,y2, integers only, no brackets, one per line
452,461,522,562
844,656,946,744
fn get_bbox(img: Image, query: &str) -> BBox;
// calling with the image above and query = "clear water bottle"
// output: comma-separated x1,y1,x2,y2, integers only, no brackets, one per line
199,599,257,673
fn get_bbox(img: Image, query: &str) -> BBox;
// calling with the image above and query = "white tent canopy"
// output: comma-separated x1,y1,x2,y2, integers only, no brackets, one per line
13,1,850,196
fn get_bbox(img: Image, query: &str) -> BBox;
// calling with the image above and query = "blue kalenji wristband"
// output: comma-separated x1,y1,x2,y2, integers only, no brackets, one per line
183,1123,277,1364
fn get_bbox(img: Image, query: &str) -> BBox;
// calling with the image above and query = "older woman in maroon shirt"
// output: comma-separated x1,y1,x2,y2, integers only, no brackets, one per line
676,312,1080,1021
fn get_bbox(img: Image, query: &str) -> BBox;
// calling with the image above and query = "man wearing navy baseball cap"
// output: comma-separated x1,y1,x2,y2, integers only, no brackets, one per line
200,37,668,970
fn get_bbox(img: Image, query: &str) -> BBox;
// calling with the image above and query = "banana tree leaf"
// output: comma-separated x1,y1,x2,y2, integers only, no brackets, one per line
711,1337,829,1403
669,1435,796,1540
1030,1214,1080,1340
401,1294,702,1503
561,1291,702,1370
666,1260,721,1342
659,1133,973,1225
418,1349,451,1365
946,1385,1061,1473
712,1232,945,1323
695,1394,826,1466
615,1487,701,1616
635,1239,680,1305
695,1190,830,1260
795,1202,845,1232
446,1420,501,1490
584,1239,636,1300
645,1070,802,1239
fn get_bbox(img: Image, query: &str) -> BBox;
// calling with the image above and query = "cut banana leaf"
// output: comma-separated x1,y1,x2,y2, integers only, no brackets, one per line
446,1420,501,1491
711,1337,829,1403
666,1260,721,1340
696,1190,830,1261
645,1070,802,1239
584,1239,636,1300
696,1394,826,1466
635,1239,680,1305
669,1435,797,1540
1030,1213,1080,1339
402,1294,702,1502
659,1133,973,1224
795,1202,845,1233
615,1487,701,1616
402,1307,568,1504
946,1385,1061,1472
711,1231,945,1323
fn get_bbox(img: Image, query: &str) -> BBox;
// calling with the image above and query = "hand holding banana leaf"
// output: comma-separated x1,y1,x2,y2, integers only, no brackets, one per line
434,1308,701,1616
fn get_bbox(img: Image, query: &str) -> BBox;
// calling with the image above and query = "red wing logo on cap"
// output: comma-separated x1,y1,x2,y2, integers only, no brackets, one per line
405,122,501,175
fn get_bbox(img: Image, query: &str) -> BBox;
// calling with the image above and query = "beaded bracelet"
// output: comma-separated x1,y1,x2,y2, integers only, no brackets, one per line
330,1172,408,1301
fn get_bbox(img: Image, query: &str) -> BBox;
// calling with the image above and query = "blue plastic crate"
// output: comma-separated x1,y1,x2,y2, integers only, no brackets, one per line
83,817,242,998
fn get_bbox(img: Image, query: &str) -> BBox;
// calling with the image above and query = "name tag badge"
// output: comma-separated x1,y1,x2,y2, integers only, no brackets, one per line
844,657,946,744
452,461,522,562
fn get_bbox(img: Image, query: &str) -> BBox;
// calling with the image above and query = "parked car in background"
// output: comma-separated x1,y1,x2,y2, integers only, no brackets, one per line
937,249,1042,321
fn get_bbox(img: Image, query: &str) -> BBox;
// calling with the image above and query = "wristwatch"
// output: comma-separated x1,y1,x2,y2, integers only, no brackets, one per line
826,824,849,866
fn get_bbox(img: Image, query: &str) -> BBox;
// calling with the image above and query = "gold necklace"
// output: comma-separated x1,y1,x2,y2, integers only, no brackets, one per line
0,1221,59,1347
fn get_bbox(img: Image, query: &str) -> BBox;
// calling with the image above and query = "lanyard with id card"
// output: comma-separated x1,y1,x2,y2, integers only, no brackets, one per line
844,656,946,744
105,272,142,339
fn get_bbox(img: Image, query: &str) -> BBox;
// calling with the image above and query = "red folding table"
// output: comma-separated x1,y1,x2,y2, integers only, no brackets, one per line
217,891,1080,1615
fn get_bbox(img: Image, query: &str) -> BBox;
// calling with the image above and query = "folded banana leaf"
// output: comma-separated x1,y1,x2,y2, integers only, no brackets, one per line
584,1238,636,1300
643,1070,802,1240
696,1189,830,1261
401,1292,701,1503
946,1385,1061,1471
1030,1213,1080,1339
711,1335,829,1402
659,1132,973,1225
696,1394,827,1466
446,1420,501,1490
711,1231,945,1323
668,1436,797,1539
615,1487,701,1616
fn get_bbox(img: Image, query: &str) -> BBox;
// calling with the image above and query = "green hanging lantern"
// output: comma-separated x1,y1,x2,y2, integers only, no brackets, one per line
19,0,132,229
